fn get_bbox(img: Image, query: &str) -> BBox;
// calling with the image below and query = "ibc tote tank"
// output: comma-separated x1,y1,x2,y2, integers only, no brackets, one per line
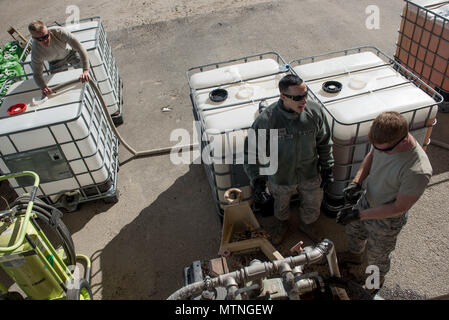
19,17,123,122
187,52,289,217
290,46,442,212
0,69,119,210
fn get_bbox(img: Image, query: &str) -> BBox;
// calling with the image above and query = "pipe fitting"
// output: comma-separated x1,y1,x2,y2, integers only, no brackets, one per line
278,263,293,276
248,260,264,294
294,278,316,296
278,263,297,300
292,266,304,277
224,277,240,300
167,239,338,300
317,239,333,256
243,261,273,283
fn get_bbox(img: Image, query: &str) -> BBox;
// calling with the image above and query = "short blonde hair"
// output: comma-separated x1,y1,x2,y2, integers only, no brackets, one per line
368,112,409,145
28,21,46,34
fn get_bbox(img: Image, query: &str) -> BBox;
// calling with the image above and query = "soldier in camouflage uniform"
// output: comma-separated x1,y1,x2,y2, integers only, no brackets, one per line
244,74,334,245
337,112,432,292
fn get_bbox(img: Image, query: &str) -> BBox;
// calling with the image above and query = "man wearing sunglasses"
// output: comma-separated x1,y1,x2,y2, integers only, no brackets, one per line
28,20,90,97
336,111,432,294
244,74,334,245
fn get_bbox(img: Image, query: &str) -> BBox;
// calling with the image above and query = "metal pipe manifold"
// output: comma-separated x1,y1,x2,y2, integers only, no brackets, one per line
167,239,333,300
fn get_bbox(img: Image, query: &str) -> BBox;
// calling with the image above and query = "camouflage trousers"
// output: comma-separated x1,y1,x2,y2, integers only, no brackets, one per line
49,50,82,74
345,193,409,277
269,176,322,224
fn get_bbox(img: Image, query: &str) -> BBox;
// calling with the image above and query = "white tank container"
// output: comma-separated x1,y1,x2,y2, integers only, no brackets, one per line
188,53,287,215
19,17,122,117
0,69,118,208
291,48,441,204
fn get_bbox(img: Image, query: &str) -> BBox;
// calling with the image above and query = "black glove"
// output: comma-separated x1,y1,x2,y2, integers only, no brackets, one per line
336,207,360,225
343,181,362,204
320,168,334,189
252,177,269,204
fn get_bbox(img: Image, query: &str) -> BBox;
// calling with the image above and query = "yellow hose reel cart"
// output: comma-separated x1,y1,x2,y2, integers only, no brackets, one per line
0,171,92,300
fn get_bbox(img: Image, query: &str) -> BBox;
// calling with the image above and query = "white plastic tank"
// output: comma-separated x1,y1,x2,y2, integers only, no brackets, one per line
0,69,118,208
188,54,287,213
19,17,122,117
291,48,440,204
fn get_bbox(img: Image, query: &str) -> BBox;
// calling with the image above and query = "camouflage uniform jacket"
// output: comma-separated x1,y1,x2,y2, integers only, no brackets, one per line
244,99,334,186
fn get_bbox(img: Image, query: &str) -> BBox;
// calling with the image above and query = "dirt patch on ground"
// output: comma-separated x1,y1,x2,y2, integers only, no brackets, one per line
0,0,273,45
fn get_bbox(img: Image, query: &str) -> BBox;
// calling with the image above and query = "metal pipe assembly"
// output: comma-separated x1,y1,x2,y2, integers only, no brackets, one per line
167,239,350,300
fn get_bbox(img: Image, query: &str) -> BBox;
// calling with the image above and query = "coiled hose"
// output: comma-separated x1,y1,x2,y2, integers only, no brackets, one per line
11,195,76,267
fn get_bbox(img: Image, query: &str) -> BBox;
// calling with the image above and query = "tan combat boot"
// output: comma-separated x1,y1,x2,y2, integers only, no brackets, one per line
299,222,319,243
271,219,289,246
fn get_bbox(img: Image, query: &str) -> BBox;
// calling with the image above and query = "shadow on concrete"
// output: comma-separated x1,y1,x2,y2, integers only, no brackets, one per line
97,164,221,299
427,111,449,176
61,199,118,235
426,144,449,177
94,163,350,299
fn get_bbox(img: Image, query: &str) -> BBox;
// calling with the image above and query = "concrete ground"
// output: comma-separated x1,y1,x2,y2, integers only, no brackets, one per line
0,0,448,300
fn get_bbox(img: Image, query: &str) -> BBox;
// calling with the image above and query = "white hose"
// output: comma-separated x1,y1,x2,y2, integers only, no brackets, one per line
52,79,197,159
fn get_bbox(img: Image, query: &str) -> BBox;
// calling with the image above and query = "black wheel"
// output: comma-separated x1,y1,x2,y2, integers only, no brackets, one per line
321,199,337,218
112,114,124,126
103,191,119,204
66,278,93,300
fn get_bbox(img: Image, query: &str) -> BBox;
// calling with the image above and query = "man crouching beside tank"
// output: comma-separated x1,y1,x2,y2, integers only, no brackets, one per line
337,111,432,294
28,20,90,97
243,74,334,245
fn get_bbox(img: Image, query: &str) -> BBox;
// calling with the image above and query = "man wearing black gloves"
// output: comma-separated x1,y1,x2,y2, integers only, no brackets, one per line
244,74,334,245
337,112,432,291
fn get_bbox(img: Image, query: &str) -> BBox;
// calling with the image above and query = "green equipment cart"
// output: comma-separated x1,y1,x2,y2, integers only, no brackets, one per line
0,171,92,300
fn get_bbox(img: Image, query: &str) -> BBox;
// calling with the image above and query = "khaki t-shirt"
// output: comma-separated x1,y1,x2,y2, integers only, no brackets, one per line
365,142,432,207
31,26,89,89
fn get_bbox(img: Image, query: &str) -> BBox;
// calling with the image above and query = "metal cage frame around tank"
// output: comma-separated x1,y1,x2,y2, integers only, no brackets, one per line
18,16,124,121
395,0,449,94
0,77,119,208
186,52,290,217
289,46,443,210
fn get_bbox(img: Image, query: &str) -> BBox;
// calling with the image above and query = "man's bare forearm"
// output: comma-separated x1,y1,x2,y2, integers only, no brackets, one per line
353,149,373,185
360,192,420,220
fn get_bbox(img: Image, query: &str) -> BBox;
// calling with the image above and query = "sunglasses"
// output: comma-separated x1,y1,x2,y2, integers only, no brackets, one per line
373,134,407,152
34,33,49,42
283,91,308,101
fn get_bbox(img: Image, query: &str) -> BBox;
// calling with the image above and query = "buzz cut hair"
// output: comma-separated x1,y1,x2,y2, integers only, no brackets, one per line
278,74,304,94
28,21,46,34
